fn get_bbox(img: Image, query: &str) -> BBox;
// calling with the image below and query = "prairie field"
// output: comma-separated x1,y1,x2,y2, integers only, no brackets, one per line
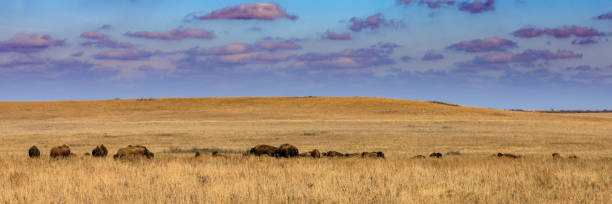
0,97,611,203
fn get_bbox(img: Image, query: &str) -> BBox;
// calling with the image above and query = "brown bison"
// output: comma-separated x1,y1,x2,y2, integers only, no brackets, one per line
497,152,521,159
568,155,578,159
113,145,154,159
195,152,201,157
429,152,442,158
309,149,321,158
345,153,360,157
91,144,108,157
275,144,299,158
362,152,385,158
325,151,345,157
249,144,278,157
50,144,71,158
28,145,40,158
412,155,426,159
552,153,561,159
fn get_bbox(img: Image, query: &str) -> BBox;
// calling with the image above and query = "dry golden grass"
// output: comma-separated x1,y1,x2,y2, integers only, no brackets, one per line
0,97,611,203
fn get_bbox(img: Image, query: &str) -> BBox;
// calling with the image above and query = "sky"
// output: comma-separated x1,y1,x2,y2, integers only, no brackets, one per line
1,0,611,110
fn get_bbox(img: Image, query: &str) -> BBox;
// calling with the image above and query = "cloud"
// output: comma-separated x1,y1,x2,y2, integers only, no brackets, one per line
512,26,603,38
458,0,495,13
572,38,598,45
349,13,399,32
294,42,399,69
0,55,98,78
100,25,112,30
80,30,107,39
322,31,351,40
418,0,455,9
125,28,215,40
81,39,134,49
456,49,583,71
255,41,301,51
565,65,612,83
70,51,84,57
0,34,65,53
401,56,413,62
596,12,612,20
194,2,297,21
422,52,444,61
93,49,158,60
185,43,252,56
447,37,516,52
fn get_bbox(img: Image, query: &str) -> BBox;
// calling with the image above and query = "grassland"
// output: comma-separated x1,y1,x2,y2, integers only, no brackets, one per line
0,97,611,203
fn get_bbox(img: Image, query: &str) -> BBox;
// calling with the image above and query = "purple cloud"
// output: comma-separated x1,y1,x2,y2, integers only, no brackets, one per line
565,65,612,83
459,0,495,13
93,49,157,60
195,2,297,21
349,13,398,32
80,30,107,39
255,41,301,51
572,38,598,45
100,25,112,30
185,43,252,56
596,12,612,20
294,42,398,69
0,34,65,53
70,51,85,57
125,29,215,40
456,49,583,71
513,26,603,38
322,31,351,40
401,56,413,62
422,52,444,61
448,37,516,52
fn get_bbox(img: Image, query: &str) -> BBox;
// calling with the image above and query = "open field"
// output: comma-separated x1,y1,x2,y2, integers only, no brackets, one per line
1,97,611,203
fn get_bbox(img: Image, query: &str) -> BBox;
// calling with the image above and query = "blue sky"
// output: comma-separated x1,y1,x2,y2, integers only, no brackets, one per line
1,0,611,109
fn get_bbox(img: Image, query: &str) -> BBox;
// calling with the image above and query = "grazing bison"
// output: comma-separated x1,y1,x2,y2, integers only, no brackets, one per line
249,145,278,157
84,153,91,156
552,153,561,159
429,152,442,158
28,145,40,158
275,144,299,158
50,144,71,158
497,152,521,159
325,151,345,157
362,152,385,158
113,145,154,159
91,144,108,157
412,155,426,159
568,155,578,159
446,151,461,156
195,152,201,157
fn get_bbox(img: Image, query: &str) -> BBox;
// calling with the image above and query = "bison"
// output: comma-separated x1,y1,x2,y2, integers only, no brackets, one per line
50,144,71,158
345,153,360,157
429,152,442,158
325,151,345,157
28,145,40,158
91,144,108,157
195,152,201,157
497,152,521,159
275,144,299,158
568,155,578,159
309,149,321,158
113,145,154,159
362,152,385,158
248,144,278,157
412,155,426,159
552,153,561,159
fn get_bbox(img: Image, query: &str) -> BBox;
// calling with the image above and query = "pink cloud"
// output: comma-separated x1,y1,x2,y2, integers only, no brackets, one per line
255,41,301,51
349,13,398,32
80,30,107,39
195,2,297,21
125,29,215,40
322,31,351,40
0,34,65,53
448,37,516,52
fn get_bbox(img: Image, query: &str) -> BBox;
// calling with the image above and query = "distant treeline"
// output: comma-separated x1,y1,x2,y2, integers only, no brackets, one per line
508,109,612,113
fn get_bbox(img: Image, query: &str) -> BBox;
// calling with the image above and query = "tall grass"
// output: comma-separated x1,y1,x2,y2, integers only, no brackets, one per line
1,154,610,203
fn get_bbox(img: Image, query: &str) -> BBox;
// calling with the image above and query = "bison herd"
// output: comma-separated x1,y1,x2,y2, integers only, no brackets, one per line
25,143,579,161
27,144,153,159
